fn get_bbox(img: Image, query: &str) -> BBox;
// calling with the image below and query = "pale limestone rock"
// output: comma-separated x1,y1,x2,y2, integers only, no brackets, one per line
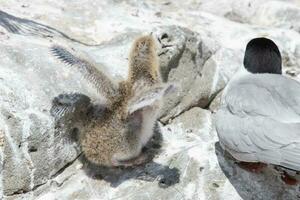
0,0,300,199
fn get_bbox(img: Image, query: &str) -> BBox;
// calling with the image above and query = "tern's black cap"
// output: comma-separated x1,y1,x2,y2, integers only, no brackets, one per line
243,37,282,74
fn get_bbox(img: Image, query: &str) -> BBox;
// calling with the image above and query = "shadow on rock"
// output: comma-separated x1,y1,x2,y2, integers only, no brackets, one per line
81,125,180,188
50,93,95,144
215,142,300,200
85,161,180,189
0,10,97,46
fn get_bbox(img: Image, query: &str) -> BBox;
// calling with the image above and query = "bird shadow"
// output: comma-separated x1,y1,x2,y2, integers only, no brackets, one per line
80,124,180,188
0,10,98,46
215,142,300,200
50,92,180,188
89,161,181,189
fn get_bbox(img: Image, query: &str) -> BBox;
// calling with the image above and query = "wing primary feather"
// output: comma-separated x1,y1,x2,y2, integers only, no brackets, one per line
50,45,119,99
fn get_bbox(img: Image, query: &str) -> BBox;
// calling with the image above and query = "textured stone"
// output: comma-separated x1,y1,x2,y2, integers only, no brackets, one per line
253,1,300,32
153,26,222,122
0,29,145,197
160,46,242,123
0,0,300,199
0,36,83,196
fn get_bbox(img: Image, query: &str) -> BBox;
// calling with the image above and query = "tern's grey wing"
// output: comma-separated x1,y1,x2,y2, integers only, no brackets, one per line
224,74,300,122
216,110,300,171
216,74,300,170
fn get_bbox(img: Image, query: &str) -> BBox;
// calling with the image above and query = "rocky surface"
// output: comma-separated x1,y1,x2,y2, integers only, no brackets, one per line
1,0,300,199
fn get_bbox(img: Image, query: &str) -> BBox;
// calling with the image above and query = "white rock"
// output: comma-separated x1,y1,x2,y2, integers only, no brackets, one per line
0,0,300,199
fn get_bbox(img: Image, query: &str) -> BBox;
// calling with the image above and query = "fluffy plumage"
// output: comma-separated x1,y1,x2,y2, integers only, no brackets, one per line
51,35,172,167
